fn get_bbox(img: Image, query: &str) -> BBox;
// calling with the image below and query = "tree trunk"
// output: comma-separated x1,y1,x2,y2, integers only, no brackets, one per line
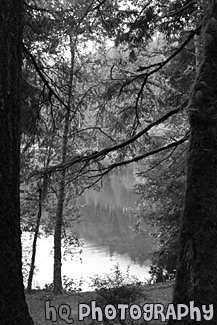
52,37,75,295
0,0,34,324
194,33,201,72
53,171,67,295
27,187,42,293
170,1,217,324
27,159,51,292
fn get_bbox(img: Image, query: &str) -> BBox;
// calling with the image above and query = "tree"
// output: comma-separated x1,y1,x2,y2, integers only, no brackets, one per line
0,0,34,323
52,36,75,295
169,1,217,323
26,181,44,293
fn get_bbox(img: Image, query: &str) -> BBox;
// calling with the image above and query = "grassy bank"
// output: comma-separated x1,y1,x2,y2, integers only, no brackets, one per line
26,281,174,324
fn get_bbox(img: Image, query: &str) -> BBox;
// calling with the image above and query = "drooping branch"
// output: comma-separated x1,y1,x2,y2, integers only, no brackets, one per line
23,45,76,114
66,134,189,196
34,102,187,177
85,135,188,177
136,26,201,74
119,26,201,100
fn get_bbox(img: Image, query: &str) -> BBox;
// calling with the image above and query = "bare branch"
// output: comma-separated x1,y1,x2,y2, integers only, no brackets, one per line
65,135,189,187
36,103,187,176
95,135,189,177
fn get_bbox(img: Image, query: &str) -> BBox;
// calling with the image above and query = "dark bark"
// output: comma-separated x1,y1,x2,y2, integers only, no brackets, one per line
170,1,217,324
52,37,75,296
0,0,34,324
52,89,71,295
27,187,42,293
53,173,67,295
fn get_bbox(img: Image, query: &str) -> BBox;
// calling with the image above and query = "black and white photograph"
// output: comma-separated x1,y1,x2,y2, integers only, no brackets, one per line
0,0,216,324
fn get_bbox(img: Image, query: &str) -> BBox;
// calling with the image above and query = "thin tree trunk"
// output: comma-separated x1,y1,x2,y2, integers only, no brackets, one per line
0,0,34,323
27,186,42,293
170,1,217,324
26,148,52,292
52,36,75,295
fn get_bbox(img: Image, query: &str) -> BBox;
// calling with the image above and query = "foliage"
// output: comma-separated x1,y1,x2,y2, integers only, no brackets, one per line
90,264,146,324
42,275,83,292
131,17,196,277
133,145,186,275
63,275,83,292
148,265,175,284
22,241,35,287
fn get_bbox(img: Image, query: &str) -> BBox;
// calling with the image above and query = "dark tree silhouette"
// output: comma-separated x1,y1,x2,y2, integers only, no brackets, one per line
0,0,34,323
170,1,217,324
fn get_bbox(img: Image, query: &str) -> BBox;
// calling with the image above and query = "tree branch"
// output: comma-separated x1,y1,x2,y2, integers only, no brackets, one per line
90,135,189,177
64,134,189,195
136,26,201,74
93,0,107,11
165,0,198,17
36,103,187,176
23,45,76,114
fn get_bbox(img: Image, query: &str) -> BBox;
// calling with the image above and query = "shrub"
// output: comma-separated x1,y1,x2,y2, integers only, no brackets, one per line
89,264,147,325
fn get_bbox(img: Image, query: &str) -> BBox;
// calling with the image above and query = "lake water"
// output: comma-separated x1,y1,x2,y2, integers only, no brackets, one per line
22,165,154,291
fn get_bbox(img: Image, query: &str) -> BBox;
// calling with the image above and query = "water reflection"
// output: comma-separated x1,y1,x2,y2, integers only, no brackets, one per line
29,236,151,291
76,205,153,265
24,165,154,291
76,165,154,265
